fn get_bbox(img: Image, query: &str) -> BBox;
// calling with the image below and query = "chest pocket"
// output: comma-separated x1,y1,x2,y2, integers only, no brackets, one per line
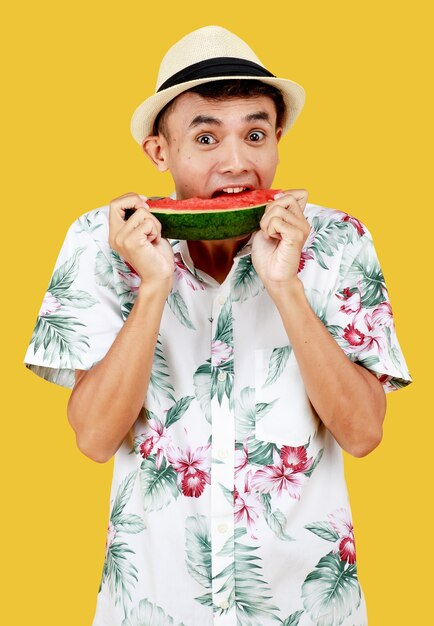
254,345,320,447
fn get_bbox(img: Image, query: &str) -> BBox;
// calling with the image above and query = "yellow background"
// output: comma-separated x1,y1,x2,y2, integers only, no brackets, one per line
2,1,431,624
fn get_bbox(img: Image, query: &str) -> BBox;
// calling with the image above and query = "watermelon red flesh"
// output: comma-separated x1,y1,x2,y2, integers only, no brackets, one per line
146,188,281,211
124,188,282,240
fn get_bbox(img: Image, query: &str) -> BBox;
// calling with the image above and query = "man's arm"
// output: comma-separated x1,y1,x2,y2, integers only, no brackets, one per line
252,189,386,457
270,280,386,457
67,192,175,463
68,283,169,463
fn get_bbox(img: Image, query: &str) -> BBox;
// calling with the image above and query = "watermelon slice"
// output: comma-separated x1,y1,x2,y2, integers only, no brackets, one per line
124,188,282,240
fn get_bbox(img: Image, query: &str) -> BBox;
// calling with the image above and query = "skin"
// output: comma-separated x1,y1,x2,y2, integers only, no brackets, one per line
67,92,386,462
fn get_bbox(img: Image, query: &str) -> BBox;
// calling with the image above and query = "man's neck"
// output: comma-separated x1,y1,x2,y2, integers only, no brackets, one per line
187,235,251,284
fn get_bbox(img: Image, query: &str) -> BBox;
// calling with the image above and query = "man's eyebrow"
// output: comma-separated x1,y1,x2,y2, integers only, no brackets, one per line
188,110,272,129
189,115,222,129
244,111,272,126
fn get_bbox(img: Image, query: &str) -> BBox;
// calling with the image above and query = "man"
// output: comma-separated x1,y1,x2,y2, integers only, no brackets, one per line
24,25,411,626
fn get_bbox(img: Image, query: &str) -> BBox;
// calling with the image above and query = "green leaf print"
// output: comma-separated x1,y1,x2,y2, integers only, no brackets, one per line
48,246,86,294
214,297,233,345
245,438,277,466
304,521,340,543
281,610,304,626
115,514,147,534
95,249,115,288
167,291,196,329
31,314,89,366
165,396,195,428
104,540,139,610
305,289,331,325
235,386,277,441
308,217,350,270
54,289,98,308
213,527,280,625
301,551,361,626
303,448,324,478
149,337,176,404
231,256,263,302
260,493,295,541
139,455,180,512
77,212,103,234
193,360,212,424
185,515,212,590
384,325,405,372
121,598,187,626
111,470,139,524
343,238,385,308
211,360,234,407
263,346,292,387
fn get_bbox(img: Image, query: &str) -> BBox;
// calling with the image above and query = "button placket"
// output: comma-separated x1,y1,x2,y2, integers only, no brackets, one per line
210,290,235,622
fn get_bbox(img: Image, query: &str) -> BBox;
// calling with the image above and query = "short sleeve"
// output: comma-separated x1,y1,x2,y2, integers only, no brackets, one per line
24,208,124,388
325,226,412,393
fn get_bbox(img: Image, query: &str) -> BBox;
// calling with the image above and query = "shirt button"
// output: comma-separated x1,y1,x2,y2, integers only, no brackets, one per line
218,295,226,305
219,599,229,610
218,448,229,460
218,523,228,534
217,371,227,382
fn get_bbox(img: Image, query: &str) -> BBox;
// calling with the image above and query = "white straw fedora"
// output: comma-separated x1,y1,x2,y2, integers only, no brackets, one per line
130,25,306,146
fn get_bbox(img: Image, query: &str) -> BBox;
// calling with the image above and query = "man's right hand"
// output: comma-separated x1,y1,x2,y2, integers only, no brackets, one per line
109,192,175,287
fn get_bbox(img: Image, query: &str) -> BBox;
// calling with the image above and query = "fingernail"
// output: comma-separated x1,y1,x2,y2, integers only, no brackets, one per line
138,194,148,200
274,192,285,200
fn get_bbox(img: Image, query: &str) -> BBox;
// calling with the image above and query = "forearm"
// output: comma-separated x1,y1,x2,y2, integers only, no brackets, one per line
67,282,169,462
269,279,386,457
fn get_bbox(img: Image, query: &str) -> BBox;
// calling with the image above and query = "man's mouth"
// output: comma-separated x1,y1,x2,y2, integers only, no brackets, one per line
211,185,254,198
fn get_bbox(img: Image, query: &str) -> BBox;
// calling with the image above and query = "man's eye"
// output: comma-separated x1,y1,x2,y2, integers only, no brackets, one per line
197,135,215,145
248,131,265,141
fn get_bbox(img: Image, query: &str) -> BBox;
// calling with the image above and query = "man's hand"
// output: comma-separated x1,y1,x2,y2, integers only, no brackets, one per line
109,192,175,287
251,189,310,292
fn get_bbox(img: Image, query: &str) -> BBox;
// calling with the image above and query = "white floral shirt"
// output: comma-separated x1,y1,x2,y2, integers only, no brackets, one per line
24,200,412,626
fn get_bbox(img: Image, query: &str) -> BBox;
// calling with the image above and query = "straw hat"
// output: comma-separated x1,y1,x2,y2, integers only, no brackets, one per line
130,25,305,145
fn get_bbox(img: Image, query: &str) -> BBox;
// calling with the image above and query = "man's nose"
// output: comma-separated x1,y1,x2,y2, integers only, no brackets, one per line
218,139,251,175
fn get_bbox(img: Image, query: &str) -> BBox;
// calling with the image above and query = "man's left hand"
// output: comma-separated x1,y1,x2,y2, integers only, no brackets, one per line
251,189,311,291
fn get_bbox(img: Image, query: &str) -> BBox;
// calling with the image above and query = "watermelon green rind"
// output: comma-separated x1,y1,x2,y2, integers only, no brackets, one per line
151,203,268,240
124,189,281,240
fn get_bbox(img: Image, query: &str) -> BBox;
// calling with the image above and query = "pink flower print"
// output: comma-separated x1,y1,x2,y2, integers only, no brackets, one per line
336,286,362,317
298,249,315,273
139,437,154,460
342,323,365,347
105,521,117,554
234,485,260,539
251,449,305,499
138,419,171,469
118,269,141,292
211,340,233,366
166,445,211,498
280,446,313,473
341,214,365,237
328,508,354,538
182,471,207,498
39,291,61,316
339,535,356,564
371,301,393,327
328,508,357,564
174,252,205,291
235,441,249,477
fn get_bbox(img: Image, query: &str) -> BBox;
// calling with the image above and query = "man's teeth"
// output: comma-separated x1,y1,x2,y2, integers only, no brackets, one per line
221,187,247,193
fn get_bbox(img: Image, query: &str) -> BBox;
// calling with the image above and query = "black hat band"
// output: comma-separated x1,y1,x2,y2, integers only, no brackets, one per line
157,57,275,92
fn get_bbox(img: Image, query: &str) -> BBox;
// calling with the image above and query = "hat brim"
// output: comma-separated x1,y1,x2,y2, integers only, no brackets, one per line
130,75,305,145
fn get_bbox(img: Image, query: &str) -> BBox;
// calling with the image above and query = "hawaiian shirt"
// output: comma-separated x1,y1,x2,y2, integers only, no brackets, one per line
24,200,412,626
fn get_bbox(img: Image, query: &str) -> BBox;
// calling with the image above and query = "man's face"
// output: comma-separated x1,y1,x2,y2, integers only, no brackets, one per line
148,92,282,200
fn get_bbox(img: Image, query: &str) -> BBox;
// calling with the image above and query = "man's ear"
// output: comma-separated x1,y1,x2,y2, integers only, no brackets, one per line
142,135,169,172
275,127,283,143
